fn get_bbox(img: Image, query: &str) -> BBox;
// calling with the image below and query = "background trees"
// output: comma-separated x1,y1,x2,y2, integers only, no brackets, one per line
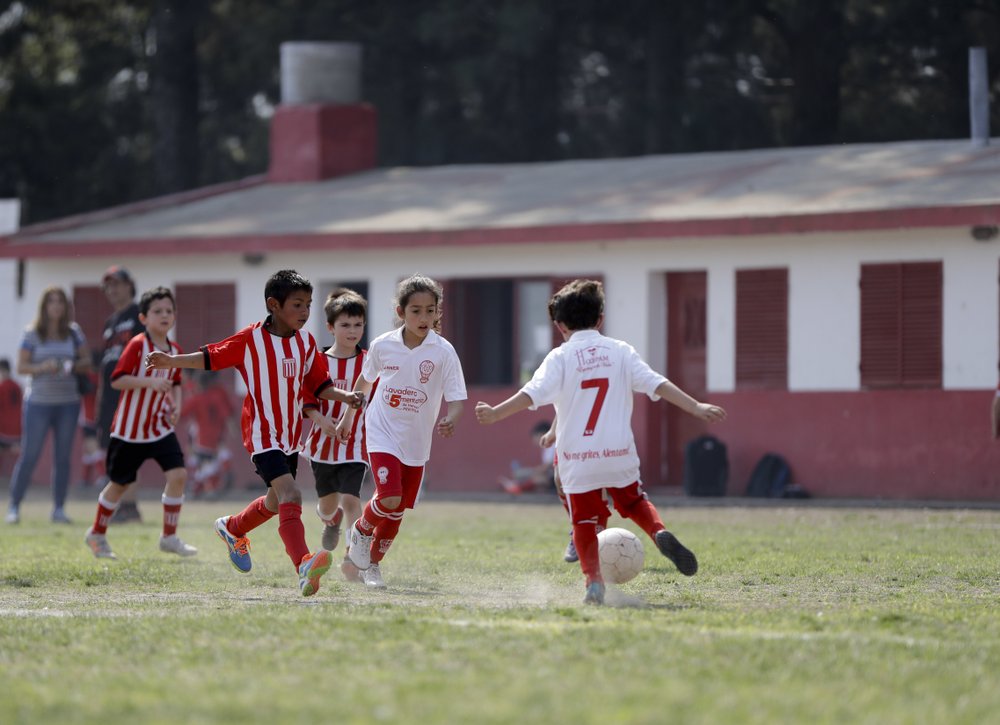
1,0,998,224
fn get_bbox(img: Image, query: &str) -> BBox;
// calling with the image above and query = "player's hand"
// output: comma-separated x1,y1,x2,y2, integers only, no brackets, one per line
694,402,727,423
167,407,180,426
349,390,365,409
149,378,174,395
315,417,338,438
539,429,556,448
145,351,171,370
474,402,497,425
334,415,353,443
437,416,456,438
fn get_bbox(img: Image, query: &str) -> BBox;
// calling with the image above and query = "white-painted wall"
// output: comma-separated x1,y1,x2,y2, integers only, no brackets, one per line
4,225,998,394
0,200,21,375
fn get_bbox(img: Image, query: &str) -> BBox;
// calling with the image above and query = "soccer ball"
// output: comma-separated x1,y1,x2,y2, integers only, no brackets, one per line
597,527,645,584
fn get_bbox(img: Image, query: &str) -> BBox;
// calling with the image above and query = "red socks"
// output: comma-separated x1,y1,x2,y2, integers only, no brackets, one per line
277,502,310,568
357,499,404,563
572,522,602,584
161,494,183,537
91,494,118,535
226,496,275,537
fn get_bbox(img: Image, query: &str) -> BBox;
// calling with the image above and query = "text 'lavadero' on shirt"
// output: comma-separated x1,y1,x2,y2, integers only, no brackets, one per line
200,321,333,456
361,328,467,467
110,332,183,442
519,329,668,494
302,345,369,465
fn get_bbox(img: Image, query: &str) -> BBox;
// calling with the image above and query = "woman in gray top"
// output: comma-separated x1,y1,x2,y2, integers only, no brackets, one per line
5,287,92,524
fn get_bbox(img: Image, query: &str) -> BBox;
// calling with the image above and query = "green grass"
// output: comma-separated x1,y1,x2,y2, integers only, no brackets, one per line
1,500,999,724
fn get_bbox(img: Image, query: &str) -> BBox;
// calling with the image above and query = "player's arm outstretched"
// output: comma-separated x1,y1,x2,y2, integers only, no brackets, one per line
146,351,205,371
475,392,534,425
654,380,727,423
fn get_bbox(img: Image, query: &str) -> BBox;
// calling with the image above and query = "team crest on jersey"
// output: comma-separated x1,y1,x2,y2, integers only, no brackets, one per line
377,466,389,484
333,378,348,390
418,360,435,383
575,345,612,373
281,358,297,378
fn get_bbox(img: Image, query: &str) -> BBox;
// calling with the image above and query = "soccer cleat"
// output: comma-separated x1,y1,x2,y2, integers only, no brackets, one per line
583,581,605,605
159,534,198,557
341,557,365,583
5,507,19,525
85,528,117,559
319,505,344,552
654,529,698,576
363,562,386,589
298,550,333,597
108,500,142,525
563,532,579,563
346,520,373,570
214,516,252,573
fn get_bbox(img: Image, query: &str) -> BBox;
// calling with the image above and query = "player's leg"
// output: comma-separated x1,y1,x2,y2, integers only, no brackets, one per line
213,452,286,574
85,438,139,559
553,465,577,563
348,454,402,571
336,465,367,581
608,482,697,576
364,463,422,589
311,460,343,551
156,436,196,556
567,489,610,605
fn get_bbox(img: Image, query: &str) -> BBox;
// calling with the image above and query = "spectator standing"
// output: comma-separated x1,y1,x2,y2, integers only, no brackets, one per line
5,287,91,524
0,358,23,473
97,266,145,522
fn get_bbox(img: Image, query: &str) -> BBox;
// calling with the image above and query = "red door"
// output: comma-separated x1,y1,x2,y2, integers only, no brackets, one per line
665,272,708,485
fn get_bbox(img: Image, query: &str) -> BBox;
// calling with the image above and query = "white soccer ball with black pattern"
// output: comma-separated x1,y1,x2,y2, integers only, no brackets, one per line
597,527,645,584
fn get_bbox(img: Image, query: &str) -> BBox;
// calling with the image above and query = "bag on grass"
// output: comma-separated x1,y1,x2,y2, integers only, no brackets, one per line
682,435,729,497
745,453,792,498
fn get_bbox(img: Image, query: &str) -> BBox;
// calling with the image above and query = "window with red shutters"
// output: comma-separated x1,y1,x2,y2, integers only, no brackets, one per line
859,262,941,389
175,283,237,388
735,268,788,390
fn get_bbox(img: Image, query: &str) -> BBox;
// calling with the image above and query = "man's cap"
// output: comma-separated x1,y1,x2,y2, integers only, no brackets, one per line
102,265,134,285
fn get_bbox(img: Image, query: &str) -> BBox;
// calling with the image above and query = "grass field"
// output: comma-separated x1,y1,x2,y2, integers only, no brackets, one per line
1,497,999,724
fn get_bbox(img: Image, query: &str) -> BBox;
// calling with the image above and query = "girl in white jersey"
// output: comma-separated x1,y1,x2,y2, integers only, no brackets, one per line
476,279,726,605
337,275,467,589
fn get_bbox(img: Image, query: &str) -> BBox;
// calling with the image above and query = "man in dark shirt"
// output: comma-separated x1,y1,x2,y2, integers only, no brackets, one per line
98,266,145,523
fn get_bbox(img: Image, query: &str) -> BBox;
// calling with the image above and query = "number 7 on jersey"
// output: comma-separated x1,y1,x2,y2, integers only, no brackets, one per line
580,377,609,436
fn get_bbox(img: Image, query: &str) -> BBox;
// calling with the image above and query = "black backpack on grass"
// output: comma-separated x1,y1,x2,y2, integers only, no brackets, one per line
745,453,792,498
682,435,729,497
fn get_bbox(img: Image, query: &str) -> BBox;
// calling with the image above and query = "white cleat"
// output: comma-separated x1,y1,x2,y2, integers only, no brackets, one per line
346,520,373,570
363,562,385,589
85,528,117,559
159,534,198,557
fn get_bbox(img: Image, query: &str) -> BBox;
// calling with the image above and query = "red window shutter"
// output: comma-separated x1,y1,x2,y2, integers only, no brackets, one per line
72,286,113,353
860,262,941,389
735,268,788,390
175,283,236,389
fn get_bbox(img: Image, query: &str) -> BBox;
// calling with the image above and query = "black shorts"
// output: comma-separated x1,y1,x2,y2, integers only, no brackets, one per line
252,450,299,486
106,434,185,485
311,460,367,498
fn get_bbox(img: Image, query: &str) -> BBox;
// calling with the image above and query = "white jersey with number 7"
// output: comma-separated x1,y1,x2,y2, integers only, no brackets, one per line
519,329,668,494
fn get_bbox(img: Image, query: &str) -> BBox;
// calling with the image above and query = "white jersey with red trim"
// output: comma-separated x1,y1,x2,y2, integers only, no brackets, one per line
519,329,667,493
361,328,467,466
302,347,368,464
201,320,332,456
110,333,183,443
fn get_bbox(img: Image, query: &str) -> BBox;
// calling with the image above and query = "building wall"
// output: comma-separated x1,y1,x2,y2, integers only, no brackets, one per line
6,224,1000,498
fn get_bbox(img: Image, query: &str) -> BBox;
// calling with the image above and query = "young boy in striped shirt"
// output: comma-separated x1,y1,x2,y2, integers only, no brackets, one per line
85,286,197,560
145,270,363,597
302,288,370,582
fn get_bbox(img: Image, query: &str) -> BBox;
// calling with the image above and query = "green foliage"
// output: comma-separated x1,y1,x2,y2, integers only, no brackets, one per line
1,500,999,724
1,1,999,223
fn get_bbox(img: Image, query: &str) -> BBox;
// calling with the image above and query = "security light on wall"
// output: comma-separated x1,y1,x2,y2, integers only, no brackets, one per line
970,225,998,242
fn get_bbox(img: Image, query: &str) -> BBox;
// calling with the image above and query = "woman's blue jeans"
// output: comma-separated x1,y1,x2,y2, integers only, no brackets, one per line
8,400,81,511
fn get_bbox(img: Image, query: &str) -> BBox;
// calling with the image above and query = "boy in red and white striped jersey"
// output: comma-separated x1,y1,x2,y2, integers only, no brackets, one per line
84,287,197,560
145,270,363,597
476,280,727,605
302,288,370,582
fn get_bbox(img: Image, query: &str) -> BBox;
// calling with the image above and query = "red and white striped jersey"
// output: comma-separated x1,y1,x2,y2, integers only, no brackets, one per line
110,333,183,443
302,346,368,464
201,321,332,456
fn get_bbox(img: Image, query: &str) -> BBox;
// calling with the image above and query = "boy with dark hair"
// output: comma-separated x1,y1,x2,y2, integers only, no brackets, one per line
476,279,727,605
146,270,364,597
85,286,197,559
302,288,370,582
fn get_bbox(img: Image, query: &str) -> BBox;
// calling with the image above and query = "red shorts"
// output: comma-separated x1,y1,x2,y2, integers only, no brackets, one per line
367,452,424,509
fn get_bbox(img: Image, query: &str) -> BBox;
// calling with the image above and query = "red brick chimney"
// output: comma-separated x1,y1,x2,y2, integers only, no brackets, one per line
268,42,377,182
